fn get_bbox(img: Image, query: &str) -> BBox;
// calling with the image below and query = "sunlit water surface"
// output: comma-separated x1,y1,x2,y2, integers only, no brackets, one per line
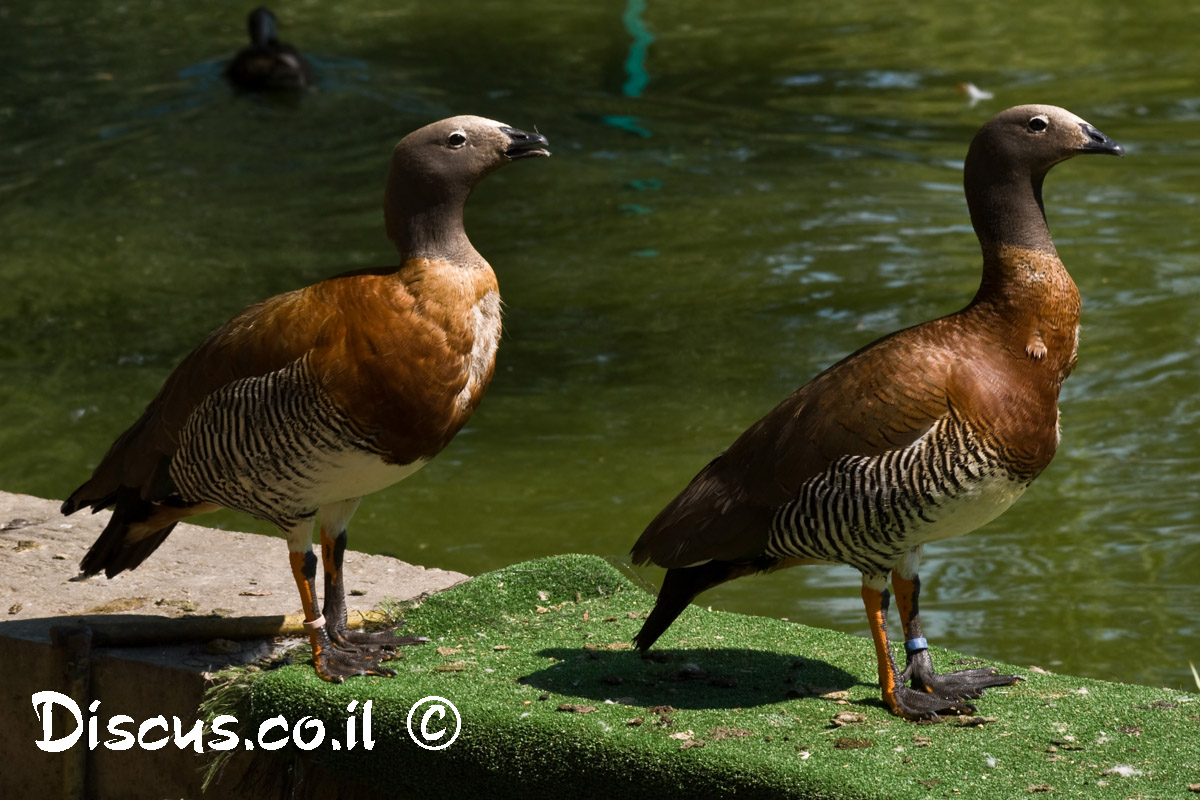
2,0,1198,690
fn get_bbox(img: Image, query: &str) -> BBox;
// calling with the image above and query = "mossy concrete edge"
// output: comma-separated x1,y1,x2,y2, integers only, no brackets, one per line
219,553,1200,800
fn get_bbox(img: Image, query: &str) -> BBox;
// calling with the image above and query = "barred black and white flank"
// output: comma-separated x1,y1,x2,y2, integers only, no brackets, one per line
766,413,1031,578
170,356,414,531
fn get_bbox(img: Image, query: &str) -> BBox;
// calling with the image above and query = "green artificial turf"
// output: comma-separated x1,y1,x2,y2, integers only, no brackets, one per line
211,554,1200,799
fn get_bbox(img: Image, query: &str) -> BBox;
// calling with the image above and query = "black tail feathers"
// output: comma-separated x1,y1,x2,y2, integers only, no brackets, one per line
633,561,754,653
77,493,178,578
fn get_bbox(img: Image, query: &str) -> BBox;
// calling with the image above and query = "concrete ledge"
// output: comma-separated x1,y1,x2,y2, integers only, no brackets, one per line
0,490,467,799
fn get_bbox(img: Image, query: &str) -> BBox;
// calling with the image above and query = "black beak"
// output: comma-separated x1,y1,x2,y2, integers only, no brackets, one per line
1079,123,1124,157
500,127,550,160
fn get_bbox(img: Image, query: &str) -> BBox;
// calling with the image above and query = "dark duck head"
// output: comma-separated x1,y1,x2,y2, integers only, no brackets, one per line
964,104,1123,254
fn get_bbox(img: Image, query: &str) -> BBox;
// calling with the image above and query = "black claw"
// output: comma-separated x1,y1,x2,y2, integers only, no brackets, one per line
909,667,1022,704
314,645,398,681
327,620,430,653
391,634,431,646
891,686,978,721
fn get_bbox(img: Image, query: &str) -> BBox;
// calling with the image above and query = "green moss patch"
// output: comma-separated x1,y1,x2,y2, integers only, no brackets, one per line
213,554,1200,799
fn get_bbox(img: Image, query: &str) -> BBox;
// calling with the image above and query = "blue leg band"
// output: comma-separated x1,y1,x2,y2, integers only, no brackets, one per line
904,637,928,654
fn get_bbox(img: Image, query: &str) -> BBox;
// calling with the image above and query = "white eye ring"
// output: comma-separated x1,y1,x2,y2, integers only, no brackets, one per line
447,130,467,149
1027,115,1049,133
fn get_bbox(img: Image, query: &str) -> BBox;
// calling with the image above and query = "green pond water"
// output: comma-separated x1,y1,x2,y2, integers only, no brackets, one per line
2,0,1198,691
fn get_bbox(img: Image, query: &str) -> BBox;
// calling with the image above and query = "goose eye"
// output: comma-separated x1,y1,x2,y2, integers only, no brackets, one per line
1027,115,1049,133
447,131,467,149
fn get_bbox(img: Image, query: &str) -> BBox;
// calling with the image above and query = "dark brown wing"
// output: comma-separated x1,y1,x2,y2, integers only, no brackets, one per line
62,284,341,513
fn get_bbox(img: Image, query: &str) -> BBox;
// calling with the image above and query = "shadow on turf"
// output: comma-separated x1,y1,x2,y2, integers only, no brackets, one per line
522,647,864,710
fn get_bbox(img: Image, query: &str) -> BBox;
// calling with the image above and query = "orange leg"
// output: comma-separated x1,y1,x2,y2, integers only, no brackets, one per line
288,549,321,625
289,550,334,679
862,583,903,715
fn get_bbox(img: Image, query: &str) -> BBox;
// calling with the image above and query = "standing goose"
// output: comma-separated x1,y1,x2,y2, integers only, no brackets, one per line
631,105,1122,720
226,6,312,92
64,116,550,682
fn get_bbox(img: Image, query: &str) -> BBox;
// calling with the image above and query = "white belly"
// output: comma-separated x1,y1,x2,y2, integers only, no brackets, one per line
907,468,1028,545
309,452,428,508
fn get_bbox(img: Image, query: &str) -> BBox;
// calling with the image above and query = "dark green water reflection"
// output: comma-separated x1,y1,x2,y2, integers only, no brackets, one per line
2,0,1197,690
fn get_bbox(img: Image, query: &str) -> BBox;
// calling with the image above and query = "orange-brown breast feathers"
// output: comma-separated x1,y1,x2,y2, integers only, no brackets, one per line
953,244,1081,476
308,258,501,460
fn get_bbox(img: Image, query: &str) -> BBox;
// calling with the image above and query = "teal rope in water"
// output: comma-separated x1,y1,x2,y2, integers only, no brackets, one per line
621,0,653,98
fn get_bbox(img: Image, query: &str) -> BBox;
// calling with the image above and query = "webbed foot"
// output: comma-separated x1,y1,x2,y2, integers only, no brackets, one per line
312,635,398,683
327,618,430,652
886,685,979,722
